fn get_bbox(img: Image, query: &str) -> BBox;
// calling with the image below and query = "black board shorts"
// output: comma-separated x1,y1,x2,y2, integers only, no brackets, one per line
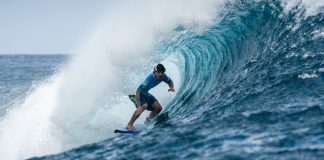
129,93,158,111
139,92,157,111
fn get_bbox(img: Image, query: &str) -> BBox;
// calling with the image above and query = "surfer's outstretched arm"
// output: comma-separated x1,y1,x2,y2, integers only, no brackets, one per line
167,79,175,92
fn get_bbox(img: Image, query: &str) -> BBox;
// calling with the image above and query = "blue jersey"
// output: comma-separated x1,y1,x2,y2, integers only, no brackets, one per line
138,72,170,93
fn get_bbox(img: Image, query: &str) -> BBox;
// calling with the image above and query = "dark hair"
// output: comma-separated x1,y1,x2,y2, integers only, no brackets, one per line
154,64,166,73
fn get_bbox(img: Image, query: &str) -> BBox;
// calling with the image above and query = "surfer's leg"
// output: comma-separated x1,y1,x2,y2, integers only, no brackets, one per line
126,104,148,129
145,101,162,124
149,101,162,118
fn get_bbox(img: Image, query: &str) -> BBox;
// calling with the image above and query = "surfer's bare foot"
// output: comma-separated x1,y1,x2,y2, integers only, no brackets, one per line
126,125,135,130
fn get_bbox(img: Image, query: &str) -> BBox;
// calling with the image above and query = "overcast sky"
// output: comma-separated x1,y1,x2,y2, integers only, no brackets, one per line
0,0,111,54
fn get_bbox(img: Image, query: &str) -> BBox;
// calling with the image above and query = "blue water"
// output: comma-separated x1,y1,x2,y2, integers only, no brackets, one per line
1,0,324,160
0,55,68,116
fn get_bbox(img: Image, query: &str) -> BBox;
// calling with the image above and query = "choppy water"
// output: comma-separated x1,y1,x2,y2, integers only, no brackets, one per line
1,0,324,159
0,55,68,116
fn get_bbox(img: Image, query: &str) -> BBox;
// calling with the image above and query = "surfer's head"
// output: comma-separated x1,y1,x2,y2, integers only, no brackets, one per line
154,64,166,73
153,64,165,80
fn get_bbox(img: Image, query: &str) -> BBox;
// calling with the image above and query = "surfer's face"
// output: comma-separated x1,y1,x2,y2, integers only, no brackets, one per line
154,71,163,80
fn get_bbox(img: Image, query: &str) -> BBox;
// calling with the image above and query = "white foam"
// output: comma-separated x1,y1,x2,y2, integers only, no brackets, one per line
282,0,324,16
298,72,319,79
0,77,62,159
312,29,324,39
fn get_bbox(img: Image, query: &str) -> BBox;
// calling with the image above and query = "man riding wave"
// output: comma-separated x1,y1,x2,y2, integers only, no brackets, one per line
126,64,175,130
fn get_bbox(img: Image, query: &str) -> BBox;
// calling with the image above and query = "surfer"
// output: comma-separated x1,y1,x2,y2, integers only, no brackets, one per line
126,64,175,130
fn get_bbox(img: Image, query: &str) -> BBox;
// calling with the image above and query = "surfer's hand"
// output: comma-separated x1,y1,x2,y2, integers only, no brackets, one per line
168,88,175,92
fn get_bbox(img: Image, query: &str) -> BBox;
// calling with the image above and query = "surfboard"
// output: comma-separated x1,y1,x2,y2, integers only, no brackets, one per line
114,124,145,134
114,128,141,134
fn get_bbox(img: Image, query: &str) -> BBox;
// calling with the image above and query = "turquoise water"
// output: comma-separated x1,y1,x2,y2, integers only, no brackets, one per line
1,0,324,159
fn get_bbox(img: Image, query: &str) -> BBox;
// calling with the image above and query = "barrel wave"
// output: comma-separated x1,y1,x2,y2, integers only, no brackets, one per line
4,0,324,159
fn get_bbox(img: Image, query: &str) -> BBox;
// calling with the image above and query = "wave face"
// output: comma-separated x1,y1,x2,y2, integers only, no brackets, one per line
5,0,324,160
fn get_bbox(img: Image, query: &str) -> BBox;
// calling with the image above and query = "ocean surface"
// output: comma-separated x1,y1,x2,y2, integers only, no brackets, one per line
0,55,68,113
1,0,324,159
